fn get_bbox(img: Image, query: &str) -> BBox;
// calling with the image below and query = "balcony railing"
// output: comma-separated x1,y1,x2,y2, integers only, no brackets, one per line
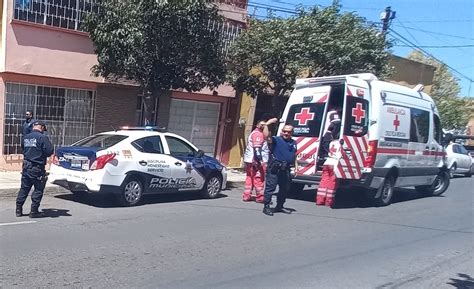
13,0,244,54
218,0,247,9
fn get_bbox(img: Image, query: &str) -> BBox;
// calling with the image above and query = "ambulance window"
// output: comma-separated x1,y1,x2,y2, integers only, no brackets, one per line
410,109,430,143
286,103,325,137
344,96,369,136
433,114,442,144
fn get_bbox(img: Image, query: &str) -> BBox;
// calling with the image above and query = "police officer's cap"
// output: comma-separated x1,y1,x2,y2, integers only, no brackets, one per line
33,120,47,131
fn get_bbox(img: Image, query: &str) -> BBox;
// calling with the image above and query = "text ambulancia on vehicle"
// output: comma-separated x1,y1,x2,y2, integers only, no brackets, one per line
281,73,450,206
48,127,227,206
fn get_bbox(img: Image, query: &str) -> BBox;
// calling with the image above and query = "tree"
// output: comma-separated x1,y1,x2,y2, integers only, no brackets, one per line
408,50,470,130
227,2,391,99
84,0,226,125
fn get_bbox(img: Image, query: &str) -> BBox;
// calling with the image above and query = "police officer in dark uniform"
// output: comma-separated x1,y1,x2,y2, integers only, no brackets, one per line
263,124,297,216
16,121,54,218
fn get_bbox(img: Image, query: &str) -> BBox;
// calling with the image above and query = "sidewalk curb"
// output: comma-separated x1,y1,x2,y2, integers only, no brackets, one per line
0,186,70,198
0,181,245,198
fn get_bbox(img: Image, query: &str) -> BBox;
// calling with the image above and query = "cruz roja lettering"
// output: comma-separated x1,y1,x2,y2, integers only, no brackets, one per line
150,177,196,189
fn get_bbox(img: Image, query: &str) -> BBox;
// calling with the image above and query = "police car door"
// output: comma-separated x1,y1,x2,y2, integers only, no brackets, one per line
164,135,205,191
282,85,331,176
337,76,370,180
131,136,173,193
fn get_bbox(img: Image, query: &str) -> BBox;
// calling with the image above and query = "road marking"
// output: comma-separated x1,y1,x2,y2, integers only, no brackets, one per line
0,221,37,227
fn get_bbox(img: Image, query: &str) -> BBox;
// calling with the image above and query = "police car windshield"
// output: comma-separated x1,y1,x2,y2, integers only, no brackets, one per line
73,134,128,148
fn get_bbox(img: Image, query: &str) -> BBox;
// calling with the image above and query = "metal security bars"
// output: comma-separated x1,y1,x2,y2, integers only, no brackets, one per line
3,83,96,155
218,0,247,9
13,0,99,31
208,20,244,56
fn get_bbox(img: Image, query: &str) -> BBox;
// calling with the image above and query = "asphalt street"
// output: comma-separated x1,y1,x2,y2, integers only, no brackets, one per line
0,177,473,289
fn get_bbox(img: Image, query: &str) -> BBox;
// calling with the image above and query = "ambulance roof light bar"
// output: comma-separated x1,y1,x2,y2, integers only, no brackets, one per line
120,126,168,132
295,73,378,85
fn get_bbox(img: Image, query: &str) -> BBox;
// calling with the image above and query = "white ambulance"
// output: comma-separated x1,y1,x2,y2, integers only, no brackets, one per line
280,73,450,206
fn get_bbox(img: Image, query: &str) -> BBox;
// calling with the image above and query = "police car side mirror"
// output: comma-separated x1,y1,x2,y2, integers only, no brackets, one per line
195,149,205,158
442,133,453,147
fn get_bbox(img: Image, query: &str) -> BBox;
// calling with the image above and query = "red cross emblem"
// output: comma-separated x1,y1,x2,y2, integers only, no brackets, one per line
351,103,365,124
329,144,338,155
294,107,314,126
393,115,400,131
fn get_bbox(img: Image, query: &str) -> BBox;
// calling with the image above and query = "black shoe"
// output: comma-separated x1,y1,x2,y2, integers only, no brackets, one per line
274,206,291,214
16,206,23,217
262,205,273,216
29,210,45,218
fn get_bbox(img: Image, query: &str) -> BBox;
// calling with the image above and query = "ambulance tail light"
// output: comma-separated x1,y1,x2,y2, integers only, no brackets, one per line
364,140,378,168
90,153,116,170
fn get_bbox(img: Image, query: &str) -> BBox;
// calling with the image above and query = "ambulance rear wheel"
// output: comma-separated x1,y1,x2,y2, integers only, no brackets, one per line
374,176,395,207
290,183,305,195
415,171,450,196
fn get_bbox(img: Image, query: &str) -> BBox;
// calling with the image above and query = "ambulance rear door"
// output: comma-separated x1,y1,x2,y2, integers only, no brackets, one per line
281,85,331,176
337,76,371,180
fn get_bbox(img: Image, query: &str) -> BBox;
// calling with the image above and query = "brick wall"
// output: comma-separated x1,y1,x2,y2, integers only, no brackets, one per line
95,85,140,133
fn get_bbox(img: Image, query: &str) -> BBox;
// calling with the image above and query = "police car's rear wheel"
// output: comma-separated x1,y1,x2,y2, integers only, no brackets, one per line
201,175,221,199
118,177,143,206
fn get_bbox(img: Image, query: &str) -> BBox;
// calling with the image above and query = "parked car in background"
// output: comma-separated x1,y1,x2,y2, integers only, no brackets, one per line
446,143,473,177
49,127,227,206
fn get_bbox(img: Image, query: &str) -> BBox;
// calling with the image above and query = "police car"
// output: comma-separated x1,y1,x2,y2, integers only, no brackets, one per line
48,127,227,206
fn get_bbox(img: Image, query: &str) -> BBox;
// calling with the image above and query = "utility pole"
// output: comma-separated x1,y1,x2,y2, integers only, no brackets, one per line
380,6,396,40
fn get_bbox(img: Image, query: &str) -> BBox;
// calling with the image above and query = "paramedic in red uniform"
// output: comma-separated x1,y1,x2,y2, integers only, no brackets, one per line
242,118,278,202
317,108,342,208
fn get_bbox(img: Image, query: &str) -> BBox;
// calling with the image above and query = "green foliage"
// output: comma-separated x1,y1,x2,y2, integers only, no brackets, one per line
408,50,471,130
227,2,391,98
84,0,226,97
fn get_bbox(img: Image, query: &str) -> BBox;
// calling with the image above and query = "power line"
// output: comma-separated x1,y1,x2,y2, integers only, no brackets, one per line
394,44,474,48
391,24,474,40
405,19,474,23
389,28,473,83
396,18,420,45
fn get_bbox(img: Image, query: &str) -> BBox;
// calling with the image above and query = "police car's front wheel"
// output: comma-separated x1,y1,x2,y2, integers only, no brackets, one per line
201,175,222,199
117,177,144,206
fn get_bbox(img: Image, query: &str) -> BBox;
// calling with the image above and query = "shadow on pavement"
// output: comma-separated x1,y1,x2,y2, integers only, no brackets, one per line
287,187,442,209
54,192,228,208
41,208,72,218
224,181,245,190
447,273,474,289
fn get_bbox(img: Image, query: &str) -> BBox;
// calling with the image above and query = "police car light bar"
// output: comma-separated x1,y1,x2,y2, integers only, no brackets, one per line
120,126,168,132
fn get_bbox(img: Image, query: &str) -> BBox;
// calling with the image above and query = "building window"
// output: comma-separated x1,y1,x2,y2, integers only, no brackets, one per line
14,0,99,31
3,82,96,155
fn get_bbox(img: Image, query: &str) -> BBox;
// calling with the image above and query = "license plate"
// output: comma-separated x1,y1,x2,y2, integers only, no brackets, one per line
71,159,89,170
71,159,81,168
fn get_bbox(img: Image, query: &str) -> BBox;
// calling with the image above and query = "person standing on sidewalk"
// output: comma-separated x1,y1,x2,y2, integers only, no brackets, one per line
263,124,297,216
16,121,54,218
242,118,278,202
22,110,36,137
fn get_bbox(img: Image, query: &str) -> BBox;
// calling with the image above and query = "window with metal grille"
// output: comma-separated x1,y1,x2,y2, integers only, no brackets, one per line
3,82,96,155
13,0,99,31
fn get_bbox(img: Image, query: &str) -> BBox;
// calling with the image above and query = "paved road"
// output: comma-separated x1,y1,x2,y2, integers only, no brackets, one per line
1,178,473,289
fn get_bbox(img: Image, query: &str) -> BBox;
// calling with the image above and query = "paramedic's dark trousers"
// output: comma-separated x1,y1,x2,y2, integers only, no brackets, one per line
16,166,46,210
264,169,291,207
